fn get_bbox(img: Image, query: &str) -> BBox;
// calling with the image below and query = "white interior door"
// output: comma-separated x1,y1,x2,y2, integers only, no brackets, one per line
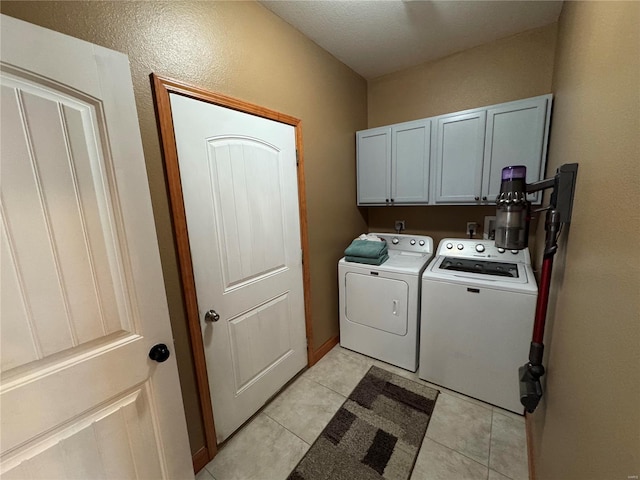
170,93,307,443
0,15,192,479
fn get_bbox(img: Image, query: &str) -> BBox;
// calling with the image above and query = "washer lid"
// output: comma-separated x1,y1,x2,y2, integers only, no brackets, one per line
423,255,538,294
439,257,519,278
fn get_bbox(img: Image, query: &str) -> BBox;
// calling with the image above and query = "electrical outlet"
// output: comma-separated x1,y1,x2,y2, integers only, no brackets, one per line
484,216,496,240
394,220,406,232
466,222,479,237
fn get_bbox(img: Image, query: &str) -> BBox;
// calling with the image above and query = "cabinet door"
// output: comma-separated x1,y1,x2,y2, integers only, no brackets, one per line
482,95,551,204
435,111,486,203
357,127,391,205
392,119,431,204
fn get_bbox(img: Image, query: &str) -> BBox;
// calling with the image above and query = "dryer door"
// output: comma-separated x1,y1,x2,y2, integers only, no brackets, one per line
344,272,409,335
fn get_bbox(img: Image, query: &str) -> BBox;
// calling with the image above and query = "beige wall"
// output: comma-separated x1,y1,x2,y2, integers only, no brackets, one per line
0,1,368,455
368,23,557,127
530,2,640,478
366,24,557,247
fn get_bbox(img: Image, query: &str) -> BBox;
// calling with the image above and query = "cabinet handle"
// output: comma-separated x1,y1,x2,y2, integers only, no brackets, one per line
474,196,480,201
482,196,487,201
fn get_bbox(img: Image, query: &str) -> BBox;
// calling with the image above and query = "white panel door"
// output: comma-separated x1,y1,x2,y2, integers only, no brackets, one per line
169,94,307,443
0,15,192,479
483,95,551,204
434,111,486,203
392,119,431,204
357,127,391,204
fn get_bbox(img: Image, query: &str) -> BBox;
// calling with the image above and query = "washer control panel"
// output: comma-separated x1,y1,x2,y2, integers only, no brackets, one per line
437,238,531,264
373,233,434,254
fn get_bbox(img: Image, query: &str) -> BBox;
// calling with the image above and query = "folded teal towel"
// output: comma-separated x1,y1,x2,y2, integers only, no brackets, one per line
344,239,388,258
345,254,389,265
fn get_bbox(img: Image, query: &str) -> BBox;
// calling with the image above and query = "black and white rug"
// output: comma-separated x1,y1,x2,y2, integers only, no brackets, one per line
287,366,439,480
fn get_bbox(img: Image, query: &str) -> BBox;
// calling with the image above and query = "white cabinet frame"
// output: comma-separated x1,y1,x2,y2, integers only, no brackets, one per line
483,95,552,204
434,111,487,203
356,94,552,206
391,119,432,204
356,126,392,204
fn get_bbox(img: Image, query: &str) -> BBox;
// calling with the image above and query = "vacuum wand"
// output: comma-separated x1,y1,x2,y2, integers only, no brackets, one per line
519,209,560,412
495,164,578,413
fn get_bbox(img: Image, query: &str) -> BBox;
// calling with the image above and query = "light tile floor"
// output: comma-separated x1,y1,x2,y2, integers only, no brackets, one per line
198,345,528,480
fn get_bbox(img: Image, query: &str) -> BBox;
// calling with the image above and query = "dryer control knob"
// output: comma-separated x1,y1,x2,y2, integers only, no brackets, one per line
475,244,485,253
392,237,399,245
410,239,416,245
419,240,425,246
446,243,453,249
498,248,505,253
457,244,464,250
511,250,519,254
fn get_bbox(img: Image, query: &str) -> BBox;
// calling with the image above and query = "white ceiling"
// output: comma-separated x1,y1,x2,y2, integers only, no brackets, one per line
260,1,563,79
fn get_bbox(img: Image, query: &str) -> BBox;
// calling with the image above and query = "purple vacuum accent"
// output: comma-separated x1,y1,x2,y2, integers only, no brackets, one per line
501,165,527,181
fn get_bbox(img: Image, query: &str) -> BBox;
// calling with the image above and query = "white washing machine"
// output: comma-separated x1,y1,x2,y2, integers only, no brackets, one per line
339,233,434,372
419,238,538,413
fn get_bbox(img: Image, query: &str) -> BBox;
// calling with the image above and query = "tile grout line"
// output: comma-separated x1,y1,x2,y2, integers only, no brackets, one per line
202,464,217,480
425,435,491,471
262,410,313,447
303,369,361,398
485,411,520,480
487,408,494,480
304,374,351,398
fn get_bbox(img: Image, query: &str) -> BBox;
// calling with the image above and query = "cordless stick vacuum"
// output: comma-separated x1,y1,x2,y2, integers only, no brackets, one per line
495,164,578,413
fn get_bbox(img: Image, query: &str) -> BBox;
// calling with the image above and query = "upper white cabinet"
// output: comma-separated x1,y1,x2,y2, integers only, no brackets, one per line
357,119,431,205
434,111,487,203
356,94,552,206
392,119,432,204
433,94,552,204
482,96,551,204
356,126,391,204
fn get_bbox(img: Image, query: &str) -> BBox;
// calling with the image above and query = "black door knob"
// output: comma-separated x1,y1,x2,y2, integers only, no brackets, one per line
149,343,170,363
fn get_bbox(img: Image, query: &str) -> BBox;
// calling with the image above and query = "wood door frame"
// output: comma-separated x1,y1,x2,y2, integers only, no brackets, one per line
150,74,314,470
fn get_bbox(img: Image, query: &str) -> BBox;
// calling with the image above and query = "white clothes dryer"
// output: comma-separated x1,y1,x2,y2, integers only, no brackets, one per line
339,233,434,372
419,238,538,413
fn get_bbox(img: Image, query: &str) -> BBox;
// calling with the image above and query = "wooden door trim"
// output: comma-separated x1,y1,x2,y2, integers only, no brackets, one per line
150,73,314,468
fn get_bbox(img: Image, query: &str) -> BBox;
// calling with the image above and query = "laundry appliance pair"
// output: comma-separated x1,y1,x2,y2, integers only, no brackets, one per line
338,234,538,413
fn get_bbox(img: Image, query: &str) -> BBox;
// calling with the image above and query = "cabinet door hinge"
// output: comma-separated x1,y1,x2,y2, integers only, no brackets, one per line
296,149,299,167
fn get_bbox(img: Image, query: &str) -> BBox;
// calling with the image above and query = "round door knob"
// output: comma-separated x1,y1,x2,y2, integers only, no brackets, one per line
149,343,170,363
205,309,220,322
